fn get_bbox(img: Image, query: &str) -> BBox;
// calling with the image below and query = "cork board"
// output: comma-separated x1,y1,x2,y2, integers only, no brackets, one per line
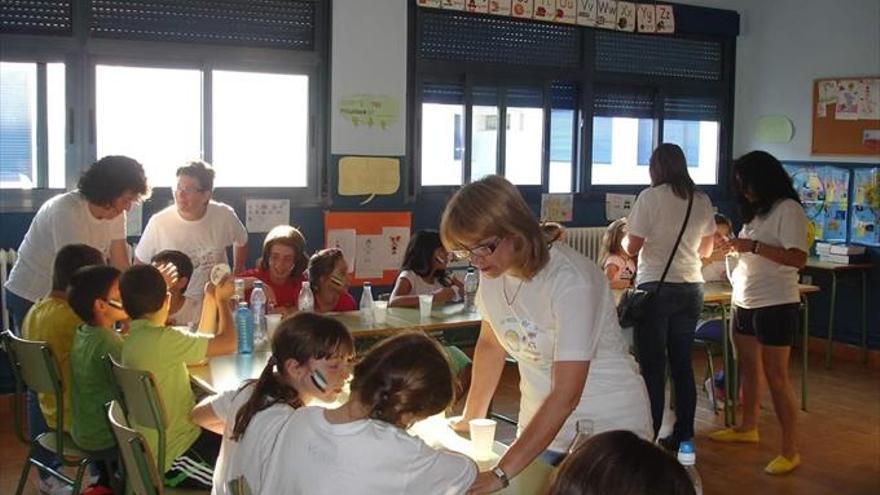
811,77,880,156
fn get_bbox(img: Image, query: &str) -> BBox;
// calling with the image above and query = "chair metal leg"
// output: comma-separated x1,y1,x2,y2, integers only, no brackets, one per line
802,297,809,412
825,271,838,369
705,345,718,414
73,460,89,495
15,452,34,495
861,271,868,365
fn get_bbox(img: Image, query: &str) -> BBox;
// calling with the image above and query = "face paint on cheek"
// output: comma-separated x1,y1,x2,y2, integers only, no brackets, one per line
310,369,328,392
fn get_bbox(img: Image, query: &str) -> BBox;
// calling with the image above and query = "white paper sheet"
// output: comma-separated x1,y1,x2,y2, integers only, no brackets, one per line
382,227,411,270
355,234,384,279
327,229,357,274
606,193,636,221
245,199,290,233
541,194,573,222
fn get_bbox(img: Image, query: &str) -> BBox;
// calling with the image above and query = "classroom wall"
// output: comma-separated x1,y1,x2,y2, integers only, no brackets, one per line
2,0,878,347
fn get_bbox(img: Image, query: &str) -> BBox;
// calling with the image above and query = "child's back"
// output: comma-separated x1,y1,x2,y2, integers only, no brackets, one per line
121,319,210,472
264,406,475,495
71,323,124,450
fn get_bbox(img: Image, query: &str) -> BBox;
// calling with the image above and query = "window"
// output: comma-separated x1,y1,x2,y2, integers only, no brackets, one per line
212,70,310,187
0,62,66,189
505,87,543,186
96,65,202,188
591,87,655,185
420,81,464,186
549,82,577,193
662,95,720,185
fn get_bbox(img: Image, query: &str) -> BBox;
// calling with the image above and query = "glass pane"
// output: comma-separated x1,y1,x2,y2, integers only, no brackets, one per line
505,107,543,185
471,105,498,181
549,109,574,193
421,103,464,186
96,65,202,187
47,63,65,188
590,117,654,185
213,70,309,187
0,62,37,188
663,119,719,185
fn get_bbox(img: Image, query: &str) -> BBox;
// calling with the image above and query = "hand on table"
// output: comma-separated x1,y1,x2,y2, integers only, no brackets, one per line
449,417,471,435
468,472,505,494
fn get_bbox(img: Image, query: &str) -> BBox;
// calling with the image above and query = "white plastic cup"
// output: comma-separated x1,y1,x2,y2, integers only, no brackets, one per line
469,418,497,460
373,301,388,324
265,314,282,339
418,294,433,320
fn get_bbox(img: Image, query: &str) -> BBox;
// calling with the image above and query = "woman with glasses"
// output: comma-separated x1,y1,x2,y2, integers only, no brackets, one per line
441,175,651,494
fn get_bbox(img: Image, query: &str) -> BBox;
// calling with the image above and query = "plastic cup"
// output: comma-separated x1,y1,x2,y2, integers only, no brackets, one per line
265,314,282,339
418,294,433,320
373,301,388,324
469,418,497,460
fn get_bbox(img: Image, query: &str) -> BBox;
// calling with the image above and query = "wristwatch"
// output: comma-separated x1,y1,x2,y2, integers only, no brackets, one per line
491,466,510,488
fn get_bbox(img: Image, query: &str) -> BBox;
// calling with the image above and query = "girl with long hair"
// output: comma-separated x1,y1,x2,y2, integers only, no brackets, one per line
241,225,310,313
190,312,354,494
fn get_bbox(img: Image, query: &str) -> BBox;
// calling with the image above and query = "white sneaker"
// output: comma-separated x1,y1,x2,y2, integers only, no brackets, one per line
37,476,72,495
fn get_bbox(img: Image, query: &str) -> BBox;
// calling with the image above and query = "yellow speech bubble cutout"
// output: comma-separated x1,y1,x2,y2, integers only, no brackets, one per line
338,157,400,204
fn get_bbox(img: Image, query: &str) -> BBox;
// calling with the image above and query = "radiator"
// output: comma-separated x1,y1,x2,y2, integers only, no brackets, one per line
563,227,606,264
1,248,17,331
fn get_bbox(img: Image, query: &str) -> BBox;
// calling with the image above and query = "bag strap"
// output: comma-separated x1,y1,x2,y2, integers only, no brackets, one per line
654,191,695,295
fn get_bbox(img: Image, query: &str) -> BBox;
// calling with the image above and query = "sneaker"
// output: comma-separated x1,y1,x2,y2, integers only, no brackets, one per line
37,477,72,495
708,428,759,443
764,453,801,475
657,435,682,452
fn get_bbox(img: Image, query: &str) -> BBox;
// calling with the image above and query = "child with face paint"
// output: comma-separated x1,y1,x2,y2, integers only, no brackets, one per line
389,230,464,308
307,248,358,313
191,312,354,494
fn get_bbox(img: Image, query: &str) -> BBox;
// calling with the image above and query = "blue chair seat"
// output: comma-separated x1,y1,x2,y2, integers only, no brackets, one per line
695,319,724,343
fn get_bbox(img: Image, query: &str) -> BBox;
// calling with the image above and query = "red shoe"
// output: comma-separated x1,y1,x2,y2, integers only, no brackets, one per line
80,485,114,495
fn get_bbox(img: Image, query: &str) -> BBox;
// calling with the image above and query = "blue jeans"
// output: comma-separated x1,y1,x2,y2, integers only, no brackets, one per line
634,282,703,441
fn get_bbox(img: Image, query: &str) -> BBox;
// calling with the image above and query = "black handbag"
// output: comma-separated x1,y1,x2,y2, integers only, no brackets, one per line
617,191,694,327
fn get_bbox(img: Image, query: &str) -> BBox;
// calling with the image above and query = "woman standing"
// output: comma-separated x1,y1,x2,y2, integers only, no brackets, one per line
4,155,149,332
622,143,716,450
709,151,807,475
442,175,650,493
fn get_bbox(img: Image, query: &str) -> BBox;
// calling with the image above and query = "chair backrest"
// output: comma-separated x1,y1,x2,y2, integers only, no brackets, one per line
108,356,168,474
2,330,66,444
227,476,253,495
107,400,163,495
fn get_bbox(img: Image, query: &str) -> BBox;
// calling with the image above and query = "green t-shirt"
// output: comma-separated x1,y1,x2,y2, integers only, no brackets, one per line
22,297,82,432
70,324,124,451
121,319,210,473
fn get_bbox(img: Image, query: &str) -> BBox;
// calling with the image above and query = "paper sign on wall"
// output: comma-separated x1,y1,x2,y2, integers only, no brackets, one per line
442,0,466,10
338,157,400,204
339,94,400,130
655,4,674,33
489,0,512,15
417,0,442,6
817,80,837,118
541,194,574,222
245,199,290,233
465,0,489,13
511,0,533,18
533,0,554,21
595,0,617,29
556,0,577,24
382,227,411,269
126,203,143,237
576,0,596,26
327,229,357,274
605,193,636,221
355,235,384,279
616,1,635,31
636,3,655,32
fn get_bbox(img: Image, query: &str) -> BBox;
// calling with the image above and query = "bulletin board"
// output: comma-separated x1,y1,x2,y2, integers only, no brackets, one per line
812,77,880,155
323,211,412,286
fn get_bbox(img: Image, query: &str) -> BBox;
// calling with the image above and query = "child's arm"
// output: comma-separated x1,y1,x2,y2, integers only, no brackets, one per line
604,264,631,290
197,284,219,334
388,277,419,307
191,397,225,435
204,278,237,356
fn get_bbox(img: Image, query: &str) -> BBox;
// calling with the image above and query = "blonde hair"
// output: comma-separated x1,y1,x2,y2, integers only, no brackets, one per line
601,218,628,264
440,175,549,280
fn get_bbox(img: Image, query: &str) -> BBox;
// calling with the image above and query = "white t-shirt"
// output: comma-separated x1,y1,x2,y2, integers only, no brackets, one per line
208,383,299,495
5,191,125,302
732,199,808,308
477,243,652,452
701,259,728,283
627,185,716,285
168,296,202,327
135,201,247,299
262,406,476,495
395,270,461,301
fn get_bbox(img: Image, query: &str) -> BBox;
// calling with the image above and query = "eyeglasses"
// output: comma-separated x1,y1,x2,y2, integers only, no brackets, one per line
175,186,204,195
105,299,125,310
452,237,501,260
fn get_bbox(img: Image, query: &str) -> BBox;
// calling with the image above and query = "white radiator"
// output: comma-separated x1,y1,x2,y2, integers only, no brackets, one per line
1,248,17,331
563,227,606,264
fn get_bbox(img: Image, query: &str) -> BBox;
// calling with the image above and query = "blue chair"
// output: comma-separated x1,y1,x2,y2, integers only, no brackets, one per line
694,319,724,413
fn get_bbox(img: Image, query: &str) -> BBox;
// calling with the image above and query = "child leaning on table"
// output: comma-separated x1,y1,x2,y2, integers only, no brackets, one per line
261,332,477,495
119,264,237,490
601,218,636,290
190,312,355,495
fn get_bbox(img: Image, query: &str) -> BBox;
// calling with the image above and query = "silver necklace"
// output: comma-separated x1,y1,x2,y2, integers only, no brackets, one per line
503,277,525,306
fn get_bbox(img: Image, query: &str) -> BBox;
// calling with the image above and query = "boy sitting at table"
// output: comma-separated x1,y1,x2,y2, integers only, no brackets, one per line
119,264,236,489
151,249,200,327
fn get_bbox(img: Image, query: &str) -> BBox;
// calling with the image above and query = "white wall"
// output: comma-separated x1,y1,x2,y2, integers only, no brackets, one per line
625,0,880,162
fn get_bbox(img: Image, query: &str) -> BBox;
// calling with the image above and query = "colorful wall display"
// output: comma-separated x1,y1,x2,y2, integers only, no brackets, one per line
784,164,851,242
850,167,880,246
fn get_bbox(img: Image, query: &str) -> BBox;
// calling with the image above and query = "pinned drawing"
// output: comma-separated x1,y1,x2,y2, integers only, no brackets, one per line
338,156,400,204
339,95,400,130
245,199,290,233
327,229,357,274
541,194,574,222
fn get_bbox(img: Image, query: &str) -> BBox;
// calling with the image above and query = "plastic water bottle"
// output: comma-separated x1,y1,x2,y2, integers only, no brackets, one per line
298,280,314,312
463,267,478,312
251,281,267,346
677,441,703,495
233,278,245,304
235,301,254,354
360,282,374,324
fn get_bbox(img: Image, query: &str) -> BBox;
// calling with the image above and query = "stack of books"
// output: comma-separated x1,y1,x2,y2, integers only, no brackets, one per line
815,242,868,264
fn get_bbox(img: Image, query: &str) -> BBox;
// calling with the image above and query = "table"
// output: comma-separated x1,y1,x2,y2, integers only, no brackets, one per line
802,258,873,368
328,303,482,338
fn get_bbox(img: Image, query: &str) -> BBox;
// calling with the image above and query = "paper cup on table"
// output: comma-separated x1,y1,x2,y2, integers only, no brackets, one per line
373,301,388,324
265,313,282,339
418,294,433,320
469,418,497,460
